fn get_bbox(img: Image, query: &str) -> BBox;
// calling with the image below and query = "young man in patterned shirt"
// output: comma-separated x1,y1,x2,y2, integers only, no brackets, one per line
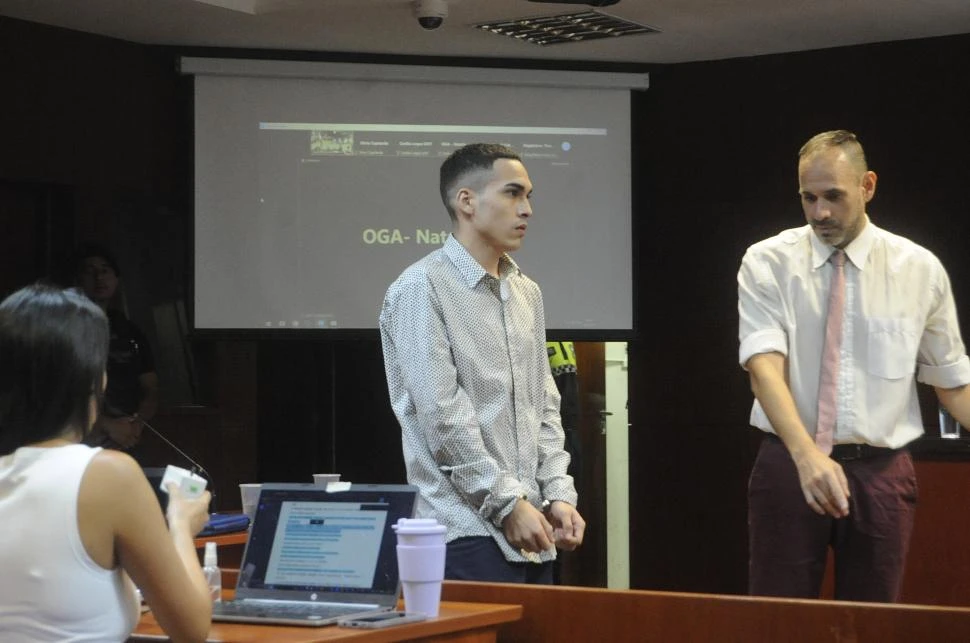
380,143,585,583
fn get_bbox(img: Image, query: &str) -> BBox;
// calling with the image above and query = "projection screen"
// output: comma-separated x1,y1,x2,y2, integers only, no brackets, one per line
184,58,646,333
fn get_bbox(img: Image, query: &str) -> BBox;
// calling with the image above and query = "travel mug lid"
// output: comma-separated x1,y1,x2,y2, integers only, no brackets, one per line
393,518,446,534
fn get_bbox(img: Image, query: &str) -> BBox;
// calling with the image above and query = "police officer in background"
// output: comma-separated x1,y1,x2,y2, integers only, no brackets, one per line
547,341,582,489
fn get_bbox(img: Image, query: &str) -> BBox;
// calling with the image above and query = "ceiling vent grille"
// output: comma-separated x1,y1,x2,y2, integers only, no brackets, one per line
475,10,660,46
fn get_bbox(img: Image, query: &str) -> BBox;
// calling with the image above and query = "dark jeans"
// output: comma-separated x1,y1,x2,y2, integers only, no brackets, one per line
748,434,918,602
445,536,554,584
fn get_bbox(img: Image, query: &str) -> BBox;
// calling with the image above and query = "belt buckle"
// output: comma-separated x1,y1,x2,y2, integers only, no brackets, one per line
835,444,864,462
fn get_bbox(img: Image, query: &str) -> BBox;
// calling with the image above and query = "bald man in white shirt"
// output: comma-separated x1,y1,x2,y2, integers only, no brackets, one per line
738,129,970,602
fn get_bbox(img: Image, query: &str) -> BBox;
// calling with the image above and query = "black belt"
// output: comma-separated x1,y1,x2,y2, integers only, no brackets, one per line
830,443,900,462
763,434,902,462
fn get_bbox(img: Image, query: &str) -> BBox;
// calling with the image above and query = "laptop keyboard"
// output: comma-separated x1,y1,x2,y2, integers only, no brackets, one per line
214,600,365,619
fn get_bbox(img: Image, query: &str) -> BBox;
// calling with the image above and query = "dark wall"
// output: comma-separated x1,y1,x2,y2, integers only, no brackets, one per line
3,13,969,595
254,338,404,485
629,34,970,593
0,16,194,403
0,17,186,237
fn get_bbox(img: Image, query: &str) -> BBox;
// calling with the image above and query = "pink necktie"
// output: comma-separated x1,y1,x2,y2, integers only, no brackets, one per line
816,249,845,455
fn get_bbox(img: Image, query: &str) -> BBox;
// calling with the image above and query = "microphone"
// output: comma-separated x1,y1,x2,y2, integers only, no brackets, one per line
123,410,218,513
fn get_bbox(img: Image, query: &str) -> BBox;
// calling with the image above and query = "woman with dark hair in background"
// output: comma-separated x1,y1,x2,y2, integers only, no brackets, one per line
0,284,212,642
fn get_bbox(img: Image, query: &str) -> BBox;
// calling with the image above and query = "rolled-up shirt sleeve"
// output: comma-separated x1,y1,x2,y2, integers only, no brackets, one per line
916,259,970,388
738,249,789,370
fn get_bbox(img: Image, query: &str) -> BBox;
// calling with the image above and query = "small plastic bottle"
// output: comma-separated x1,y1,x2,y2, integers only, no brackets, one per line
203,541,222,603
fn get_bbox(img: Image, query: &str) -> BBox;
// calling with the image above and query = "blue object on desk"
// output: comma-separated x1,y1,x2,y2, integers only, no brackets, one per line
198,512,250,536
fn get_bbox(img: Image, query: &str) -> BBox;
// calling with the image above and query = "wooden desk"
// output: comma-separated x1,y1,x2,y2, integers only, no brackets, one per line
194,531,248,549
129,600,521,643
442,581,970,642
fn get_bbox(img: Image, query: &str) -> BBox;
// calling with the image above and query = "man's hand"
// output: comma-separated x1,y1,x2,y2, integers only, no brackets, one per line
102,416,142,449
502,499,554,554
545,501,586,550
791,445,850,518
746,352,851,518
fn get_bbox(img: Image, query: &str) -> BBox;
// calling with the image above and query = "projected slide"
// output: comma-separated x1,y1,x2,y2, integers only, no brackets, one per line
264,501,387,588
253,122,609,330
193,74,633,331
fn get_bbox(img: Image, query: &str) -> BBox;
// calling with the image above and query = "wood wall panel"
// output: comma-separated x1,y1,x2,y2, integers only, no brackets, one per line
902,459,970,606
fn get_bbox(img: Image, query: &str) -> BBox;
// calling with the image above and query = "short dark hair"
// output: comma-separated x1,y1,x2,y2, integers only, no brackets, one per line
439,143,522,222
0,284,109,454
72,242,121,278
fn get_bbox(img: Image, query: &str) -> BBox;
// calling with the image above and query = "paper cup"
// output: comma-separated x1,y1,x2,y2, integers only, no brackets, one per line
312,473,341,485
239,483,262,522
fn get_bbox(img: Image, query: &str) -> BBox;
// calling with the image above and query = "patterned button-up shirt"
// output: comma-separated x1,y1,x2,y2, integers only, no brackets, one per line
380,234,577,562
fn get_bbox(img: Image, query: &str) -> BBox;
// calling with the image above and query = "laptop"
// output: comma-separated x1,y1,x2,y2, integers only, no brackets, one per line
211,483,419,627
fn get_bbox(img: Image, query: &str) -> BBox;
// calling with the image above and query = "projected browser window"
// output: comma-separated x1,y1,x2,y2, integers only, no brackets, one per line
246,122,618,330
192,72,634,333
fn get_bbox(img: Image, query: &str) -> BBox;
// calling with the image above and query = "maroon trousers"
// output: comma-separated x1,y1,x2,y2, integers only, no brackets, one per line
748,435,918,602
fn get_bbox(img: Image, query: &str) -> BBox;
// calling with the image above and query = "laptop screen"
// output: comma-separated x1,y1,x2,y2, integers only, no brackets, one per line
236,483,418,603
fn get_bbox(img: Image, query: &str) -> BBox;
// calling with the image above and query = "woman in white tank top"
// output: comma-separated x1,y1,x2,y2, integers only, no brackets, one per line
0,284,213,643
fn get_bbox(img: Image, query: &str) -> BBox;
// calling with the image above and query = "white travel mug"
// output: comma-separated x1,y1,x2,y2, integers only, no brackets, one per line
392,518,447,617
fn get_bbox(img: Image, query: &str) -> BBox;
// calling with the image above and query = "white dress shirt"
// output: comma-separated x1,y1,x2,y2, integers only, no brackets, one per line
738,218,970,448
380,234,576,562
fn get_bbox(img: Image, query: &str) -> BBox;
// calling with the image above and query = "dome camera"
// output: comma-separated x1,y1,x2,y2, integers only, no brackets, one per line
412,0,448,30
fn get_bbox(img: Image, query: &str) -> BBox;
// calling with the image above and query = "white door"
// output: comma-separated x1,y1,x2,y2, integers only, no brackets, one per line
604,342,629,589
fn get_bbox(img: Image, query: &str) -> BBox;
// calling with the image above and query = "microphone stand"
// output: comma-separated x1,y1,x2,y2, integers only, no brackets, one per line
134,415,218,513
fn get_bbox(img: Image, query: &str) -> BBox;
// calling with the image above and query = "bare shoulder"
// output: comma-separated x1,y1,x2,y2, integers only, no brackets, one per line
78,449,158,569
81,449,157,517
85,448,148,487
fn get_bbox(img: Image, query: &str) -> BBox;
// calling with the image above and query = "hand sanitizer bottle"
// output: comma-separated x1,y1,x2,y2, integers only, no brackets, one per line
203,541,222,603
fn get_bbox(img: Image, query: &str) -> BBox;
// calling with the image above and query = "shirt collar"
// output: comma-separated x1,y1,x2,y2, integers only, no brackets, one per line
443,234,521,289
810,215,875,271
